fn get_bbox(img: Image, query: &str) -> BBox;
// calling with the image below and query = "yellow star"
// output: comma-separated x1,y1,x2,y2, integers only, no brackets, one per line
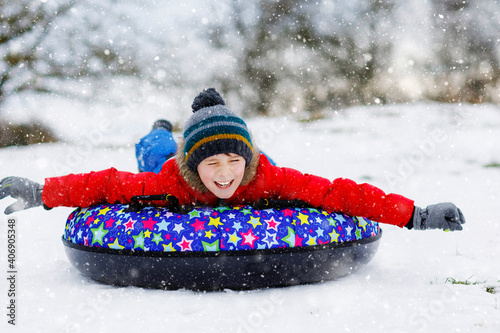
144,230,152,238
93,217,101,225
228,232,241,246
357,217,368,231
108,238,124,250
306,236,317,246
97,206,112,216
295,212,310,225
208,216,223,228
205,230,215,239
248,216,262,228
329,230,340,243
163,243,176,252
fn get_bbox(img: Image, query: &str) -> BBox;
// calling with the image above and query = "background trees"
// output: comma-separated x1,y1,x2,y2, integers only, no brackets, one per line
205,0,399,116
0,0,175,146
0,1,148,107
1,0,499,146
425,0,500,104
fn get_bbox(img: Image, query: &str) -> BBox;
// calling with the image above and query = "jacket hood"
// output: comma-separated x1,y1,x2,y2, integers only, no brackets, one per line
176,138,261,194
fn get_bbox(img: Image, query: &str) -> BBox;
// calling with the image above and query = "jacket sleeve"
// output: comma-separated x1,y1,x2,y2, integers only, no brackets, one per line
42,161,184,208
260,162,414,227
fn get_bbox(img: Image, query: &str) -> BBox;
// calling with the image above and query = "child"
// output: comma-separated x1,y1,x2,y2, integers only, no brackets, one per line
0,88,465,231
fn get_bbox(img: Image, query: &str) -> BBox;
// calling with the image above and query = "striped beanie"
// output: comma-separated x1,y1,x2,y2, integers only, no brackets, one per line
183,88,254,171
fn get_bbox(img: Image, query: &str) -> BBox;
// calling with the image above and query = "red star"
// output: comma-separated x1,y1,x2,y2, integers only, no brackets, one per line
318,239,329,245
105,218,116,229
295,235,304,247
282,209,294,217
85,216,95,226
241,229,259,248
265,217,280,231
124,218,135,231
177,236,193,251
164,234,171,240
142,217,156,230
192,219,205,232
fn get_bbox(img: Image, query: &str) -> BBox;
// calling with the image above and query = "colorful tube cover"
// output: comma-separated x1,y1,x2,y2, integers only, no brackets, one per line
63,204,380,252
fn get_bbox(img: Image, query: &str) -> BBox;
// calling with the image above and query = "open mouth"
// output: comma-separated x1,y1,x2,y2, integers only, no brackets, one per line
214,180,234,188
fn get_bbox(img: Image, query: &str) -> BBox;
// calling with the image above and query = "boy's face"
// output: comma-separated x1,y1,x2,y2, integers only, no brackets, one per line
197,153,246,199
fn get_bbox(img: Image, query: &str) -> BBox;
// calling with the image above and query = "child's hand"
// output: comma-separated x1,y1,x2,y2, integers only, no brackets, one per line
412,203,465,231
0,177,44,214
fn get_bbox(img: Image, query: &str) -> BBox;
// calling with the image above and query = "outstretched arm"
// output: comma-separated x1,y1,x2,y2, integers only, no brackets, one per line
255,160,465,230
0,177,45,214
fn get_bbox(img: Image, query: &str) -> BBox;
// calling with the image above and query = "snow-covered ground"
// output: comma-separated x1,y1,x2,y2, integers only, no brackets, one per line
0,101,499,332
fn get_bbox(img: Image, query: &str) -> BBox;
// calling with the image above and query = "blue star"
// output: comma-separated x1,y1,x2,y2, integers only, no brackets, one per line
121,212,132,220
91,223,108,246
263,232,278,248
336,214,346,223
133,231,145,250
156,220,170,232
232,221,243,231
257,243,267,250
345,225,353,235
172,223,184,235
152,233,163,245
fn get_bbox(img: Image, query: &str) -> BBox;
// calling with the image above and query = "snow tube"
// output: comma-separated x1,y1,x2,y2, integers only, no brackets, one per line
62,204,381,290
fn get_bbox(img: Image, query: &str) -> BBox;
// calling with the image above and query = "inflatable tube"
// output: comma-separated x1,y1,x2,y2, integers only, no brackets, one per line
62,204,381,290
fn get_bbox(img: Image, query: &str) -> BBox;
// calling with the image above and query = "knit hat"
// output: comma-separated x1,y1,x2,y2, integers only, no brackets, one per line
183,88,254,171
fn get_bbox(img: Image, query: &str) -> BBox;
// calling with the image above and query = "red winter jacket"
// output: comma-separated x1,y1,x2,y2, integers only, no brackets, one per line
42,154,414,227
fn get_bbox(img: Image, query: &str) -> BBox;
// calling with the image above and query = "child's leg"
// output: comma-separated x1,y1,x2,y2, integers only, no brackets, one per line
135,123,177,173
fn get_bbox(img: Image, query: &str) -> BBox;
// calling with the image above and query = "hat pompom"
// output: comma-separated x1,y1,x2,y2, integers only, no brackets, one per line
191,88,225,112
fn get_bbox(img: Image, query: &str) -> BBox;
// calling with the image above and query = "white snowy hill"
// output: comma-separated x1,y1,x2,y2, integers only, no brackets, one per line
0,102,499,332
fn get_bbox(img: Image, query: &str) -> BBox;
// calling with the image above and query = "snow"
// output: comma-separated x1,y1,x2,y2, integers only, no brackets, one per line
1,101,500,332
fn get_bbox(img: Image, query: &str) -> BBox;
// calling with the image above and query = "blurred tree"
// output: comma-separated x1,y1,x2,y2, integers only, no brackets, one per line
427,0,500,103
206,0,398,115
0,0,148,109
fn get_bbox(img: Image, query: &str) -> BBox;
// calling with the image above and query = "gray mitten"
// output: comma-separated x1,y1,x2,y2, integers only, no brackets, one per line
0,177,44,214
412,202,465,231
